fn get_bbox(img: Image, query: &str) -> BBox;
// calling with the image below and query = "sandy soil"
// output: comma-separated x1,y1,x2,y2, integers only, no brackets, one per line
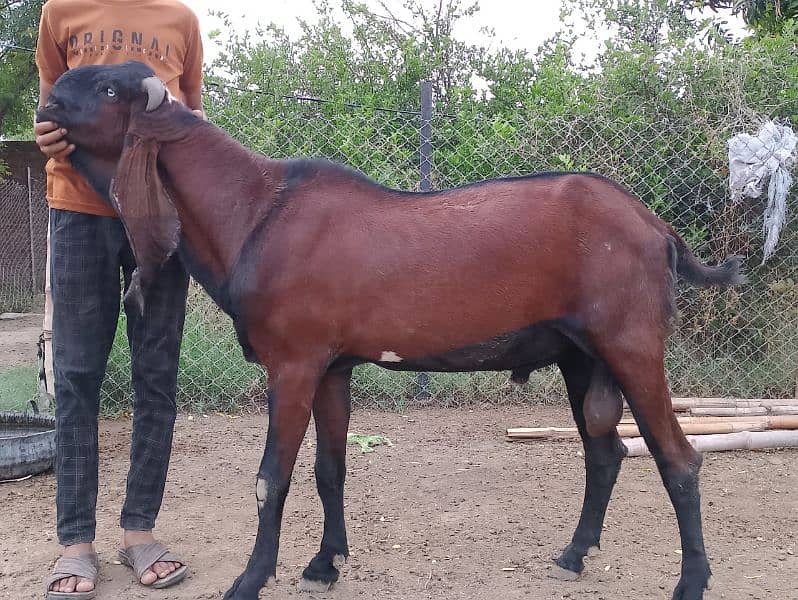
0,405,796,600
0,313,41,370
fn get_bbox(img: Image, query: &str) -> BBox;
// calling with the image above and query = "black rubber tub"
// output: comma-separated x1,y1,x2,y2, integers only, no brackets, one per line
0,412,56,481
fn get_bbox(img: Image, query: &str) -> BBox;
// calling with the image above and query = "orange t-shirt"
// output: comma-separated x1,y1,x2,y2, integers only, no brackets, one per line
36,0,203,216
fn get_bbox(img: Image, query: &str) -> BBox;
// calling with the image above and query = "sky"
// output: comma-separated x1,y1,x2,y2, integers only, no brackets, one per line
189,0,747,67
191,0,575,60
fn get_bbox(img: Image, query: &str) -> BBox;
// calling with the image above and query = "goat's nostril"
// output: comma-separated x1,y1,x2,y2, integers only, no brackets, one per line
36,101,63,123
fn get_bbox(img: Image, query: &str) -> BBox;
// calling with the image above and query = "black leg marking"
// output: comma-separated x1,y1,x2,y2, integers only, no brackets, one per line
553,352,626,579
300,369,352,592
600,334,712,600
224,367,318,600
661,458,712,600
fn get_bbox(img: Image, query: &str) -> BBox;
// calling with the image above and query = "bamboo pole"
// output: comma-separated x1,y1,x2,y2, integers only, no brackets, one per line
724,415,798,429
688,407,769,417
623,421,767,437
506,422,763,440
506,416,798,441
622,415,798,425
506,427,581,440
686,406,798,416
623,430,798,457
669,398,798,411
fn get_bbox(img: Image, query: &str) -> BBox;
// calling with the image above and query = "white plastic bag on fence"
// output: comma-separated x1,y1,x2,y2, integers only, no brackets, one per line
728,121,797,264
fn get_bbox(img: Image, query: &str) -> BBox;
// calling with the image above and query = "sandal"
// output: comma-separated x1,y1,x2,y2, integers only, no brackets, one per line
118,542,188,589
46,553,99,599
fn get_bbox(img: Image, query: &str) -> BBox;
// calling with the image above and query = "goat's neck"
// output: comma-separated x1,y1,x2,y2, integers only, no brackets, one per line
157,124,281,282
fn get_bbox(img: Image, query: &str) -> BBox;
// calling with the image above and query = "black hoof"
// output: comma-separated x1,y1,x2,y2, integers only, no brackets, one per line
672,570,712,600
298,578,333,593
553,541,596,578
223,573,276,600
301,552,347,591
550,561,581,581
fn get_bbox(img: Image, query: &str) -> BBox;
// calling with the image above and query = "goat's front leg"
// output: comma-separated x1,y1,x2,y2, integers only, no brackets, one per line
224,363,320,600
300,368,353,592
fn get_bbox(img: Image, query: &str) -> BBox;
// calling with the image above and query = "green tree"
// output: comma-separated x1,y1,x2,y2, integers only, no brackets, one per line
0,0,43,138
734,0,798,34
209,0,488,112
205,0,495,187
682,0,798,35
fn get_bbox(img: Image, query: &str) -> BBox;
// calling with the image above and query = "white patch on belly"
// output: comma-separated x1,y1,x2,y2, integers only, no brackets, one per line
379,351,403,362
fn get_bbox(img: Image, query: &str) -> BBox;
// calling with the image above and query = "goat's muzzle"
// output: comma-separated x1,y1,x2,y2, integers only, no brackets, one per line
35,105,61,124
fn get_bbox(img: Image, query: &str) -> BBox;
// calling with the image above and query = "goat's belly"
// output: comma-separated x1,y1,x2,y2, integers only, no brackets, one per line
336,320,573,374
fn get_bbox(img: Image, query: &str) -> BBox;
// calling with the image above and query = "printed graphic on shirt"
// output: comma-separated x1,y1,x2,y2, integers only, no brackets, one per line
36,0,203,216
68,29,173,63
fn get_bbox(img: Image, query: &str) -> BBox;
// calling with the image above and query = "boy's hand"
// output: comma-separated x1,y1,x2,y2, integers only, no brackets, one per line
34,121,75,160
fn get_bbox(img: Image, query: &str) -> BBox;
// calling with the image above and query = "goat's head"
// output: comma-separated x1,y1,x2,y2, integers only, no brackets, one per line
36,61,170,155
37,61,191,313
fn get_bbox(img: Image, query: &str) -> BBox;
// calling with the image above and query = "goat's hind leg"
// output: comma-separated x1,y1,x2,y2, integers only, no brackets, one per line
601,338,711,600
553,352,626,579
300,368,353,592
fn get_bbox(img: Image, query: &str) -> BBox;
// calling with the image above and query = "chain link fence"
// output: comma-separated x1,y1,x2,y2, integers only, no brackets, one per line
0,148,47,313
93,84,798,413
2,91,794,413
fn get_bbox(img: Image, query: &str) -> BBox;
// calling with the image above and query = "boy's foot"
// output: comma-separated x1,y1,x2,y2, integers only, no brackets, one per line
46,545,98,598
121,530,187,588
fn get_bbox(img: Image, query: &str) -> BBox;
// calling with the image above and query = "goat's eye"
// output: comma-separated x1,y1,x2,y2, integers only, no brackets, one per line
106,87,116,98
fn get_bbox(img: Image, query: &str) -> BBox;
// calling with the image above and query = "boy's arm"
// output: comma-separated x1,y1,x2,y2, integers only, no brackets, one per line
38,80,52,107
34,4,74,160
184,88,205,119
181,8,205,119
35,79,75,160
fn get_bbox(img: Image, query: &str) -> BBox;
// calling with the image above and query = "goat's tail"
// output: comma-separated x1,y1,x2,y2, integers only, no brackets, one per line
666,228,746,288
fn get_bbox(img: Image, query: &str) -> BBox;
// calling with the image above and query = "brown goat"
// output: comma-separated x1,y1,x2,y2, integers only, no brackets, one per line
38,61,744,600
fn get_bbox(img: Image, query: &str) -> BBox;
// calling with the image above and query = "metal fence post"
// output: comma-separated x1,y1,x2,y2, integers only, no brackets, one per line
27,166,36,298
414,81,433,402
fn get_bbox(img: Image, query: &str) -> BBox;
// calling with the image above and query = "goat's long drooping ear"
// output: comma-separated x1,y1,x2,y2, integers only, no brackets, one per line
142,76,167,112
110,136,180,314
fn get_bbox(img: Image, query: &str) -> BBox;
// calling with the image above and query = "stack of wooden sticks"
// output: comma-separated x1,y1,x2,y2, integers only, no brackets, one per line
505,398,798,456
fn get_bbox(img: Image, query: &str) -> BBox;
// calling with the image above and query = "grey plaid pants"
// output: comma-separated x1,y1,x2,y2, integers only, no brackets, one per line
50,208,189,545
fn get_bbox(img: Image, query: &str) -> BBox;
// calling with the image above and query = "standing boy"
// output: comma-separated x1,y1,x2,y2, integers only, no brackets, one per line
34,0,204,596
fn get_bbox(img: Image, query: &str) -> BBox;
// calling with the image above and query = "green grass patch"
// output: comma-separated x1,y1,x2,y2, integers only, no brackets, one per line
101,291,265,416
350,363,566,411
346,433,393,453
0,286,35,314
0,364,37,413
93,261,797,415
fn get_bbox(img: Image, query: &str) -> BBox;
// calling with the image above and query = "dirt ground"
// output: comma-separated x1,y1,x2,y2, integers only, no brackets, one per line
1,312,796,599
0,313,42,370
0,404,796,600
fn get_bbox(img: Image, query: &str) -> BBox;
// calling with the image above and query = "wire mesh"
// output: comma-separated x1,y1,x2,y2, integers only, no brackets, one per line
2,85,795,412
0,172,47,313
101,86,797,412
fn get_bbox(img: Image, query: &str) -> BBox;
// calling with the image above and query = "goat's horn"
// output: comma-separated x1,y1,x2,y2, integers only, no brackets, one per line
142,77,167,112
